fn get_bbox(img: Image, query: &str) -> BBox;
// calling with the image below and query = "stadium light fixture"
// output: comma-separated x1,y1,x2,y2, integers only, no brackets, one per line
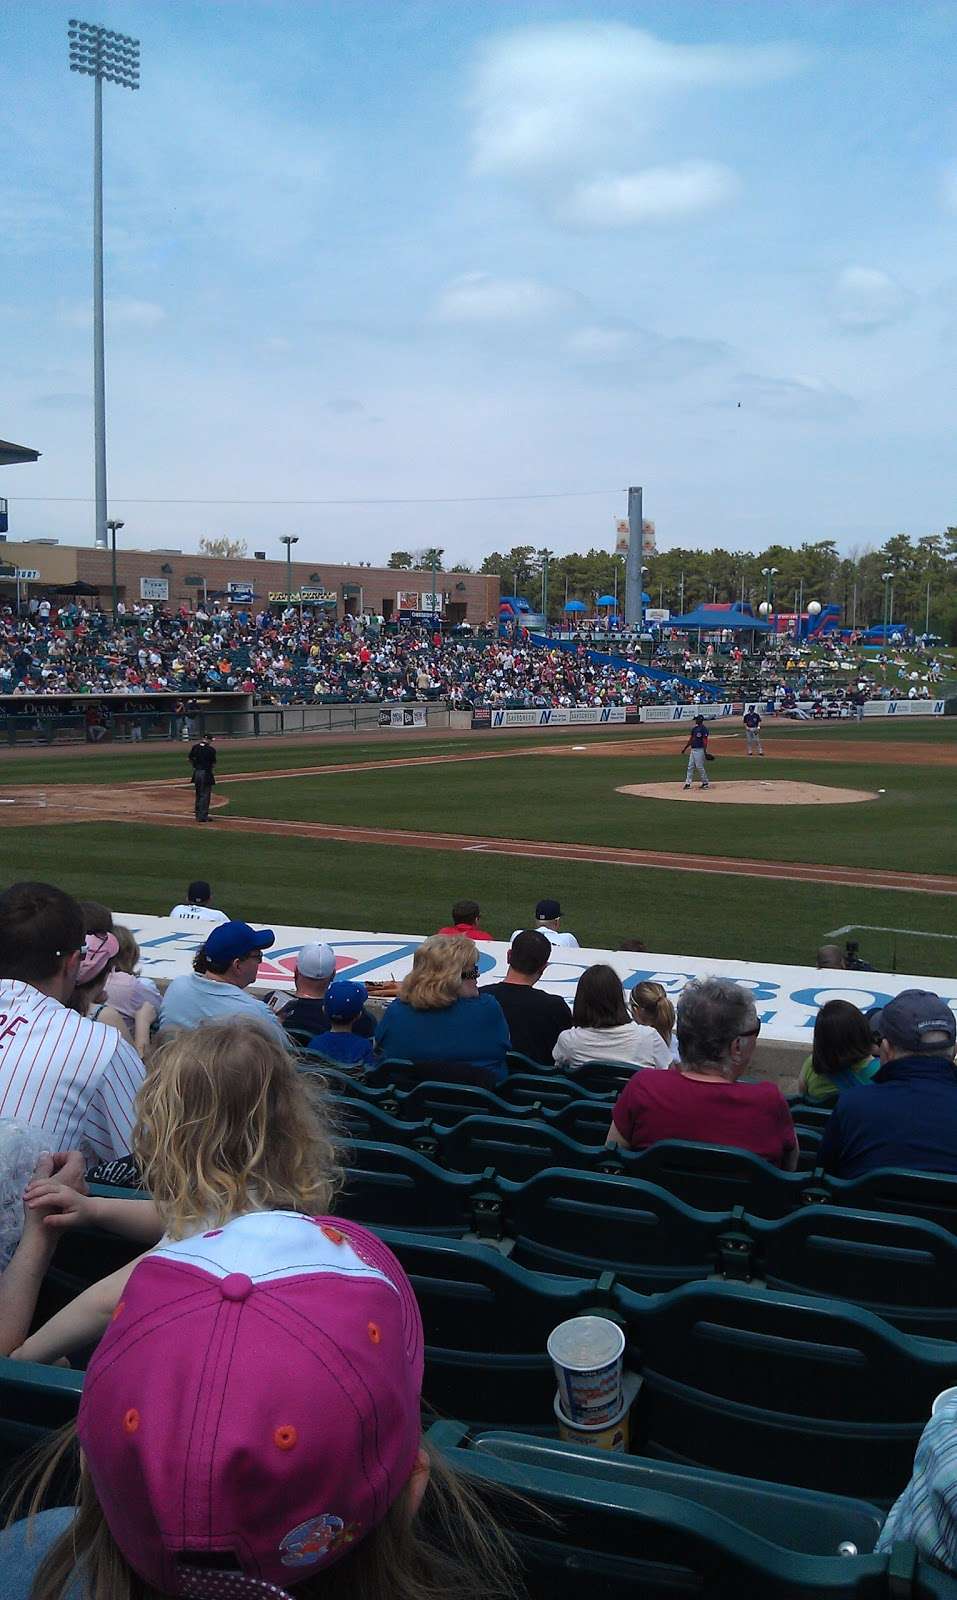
68,22,141,553
280,535,300,607
761,565,779,621
106,517,124,615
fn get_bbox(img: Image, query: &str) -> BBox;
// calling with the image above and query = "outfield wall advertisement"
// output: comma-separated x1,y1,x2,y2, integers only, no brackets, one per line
470,706,637,728
377,706,428,728
120,913,956,1046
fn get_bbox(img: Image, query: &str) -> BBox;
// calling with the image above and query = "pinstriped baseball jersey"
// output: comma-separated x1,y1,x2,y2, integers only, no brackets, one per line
0,980,145,1162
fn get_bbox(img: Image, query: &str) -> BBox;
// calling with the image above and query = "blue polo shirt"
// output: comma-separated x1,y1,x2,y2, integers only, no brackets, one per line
818,1055,957,1179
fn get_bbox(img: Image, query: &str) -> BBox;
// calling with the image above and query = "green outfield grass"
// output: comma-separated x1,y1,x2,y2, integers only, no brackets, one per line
0,717,953,976
221,750,954,875
0,822,954,976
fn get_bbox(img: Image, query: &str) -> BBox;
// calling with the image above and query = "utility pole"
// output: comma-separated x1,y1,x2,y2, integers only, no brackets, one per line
625,486,643,630
538,548,553,622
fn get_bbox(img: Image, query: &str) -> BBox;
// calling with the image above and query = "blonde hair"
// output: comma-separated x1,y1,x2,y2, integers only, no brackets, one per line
112,925,140,975
15,1429,524,1600
630,981,675,1045
133,1020,341,1239
398,935,477,1012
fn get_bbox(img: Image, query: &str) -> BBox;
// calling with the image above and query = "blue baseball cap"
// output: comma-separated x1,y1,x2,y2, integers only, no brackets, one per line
870,990,956,1054
204,920,275,965
324,980,368,1022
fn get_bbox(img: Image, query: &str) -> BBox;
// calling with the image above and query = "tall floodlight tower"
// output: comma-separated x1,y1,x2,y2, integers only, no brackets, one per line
68,20,140,549
624,486,643,629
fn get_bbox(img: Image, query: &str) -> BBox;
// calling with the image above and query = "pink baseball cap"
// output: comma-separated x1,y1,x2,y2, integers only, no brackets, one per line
77,1212,424,1595
77,930,119,985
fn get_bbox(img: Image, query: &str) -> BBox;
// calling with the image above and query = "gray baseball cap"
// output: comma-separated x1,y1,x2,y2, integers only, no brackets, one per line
870,990,956,1053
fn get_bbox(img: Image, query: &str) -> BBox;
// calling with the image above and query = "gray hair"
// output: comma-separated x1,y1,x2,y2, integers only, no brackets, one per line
676,977,758,1074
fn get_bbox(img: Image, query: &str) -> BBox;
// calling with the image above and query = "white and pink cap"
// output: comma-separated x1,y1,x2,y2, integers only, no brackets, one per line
77,1212,424,1595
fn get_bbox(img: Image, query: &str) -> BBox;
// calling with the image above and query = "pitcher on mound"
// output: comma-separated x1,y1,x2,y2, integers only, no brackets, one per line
681,715,711,790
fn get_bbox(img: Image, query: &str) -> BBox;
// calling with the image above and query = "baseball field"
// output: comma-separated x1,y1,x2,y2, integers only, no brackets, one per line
1,714,954,977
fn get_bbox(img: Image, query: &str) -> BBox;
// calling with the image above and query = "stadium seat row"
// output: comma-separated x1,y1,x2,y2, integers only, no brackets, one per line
9,1221,957,1509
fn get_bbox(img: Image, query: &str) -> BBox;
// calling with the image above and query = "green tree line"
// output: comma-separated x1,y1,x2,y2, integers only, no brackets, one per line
454,530,956,639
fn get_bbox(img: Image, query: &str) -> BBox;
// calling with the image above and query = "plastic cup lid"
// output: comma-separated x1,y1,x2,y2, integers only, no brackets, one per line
546,1315,624,1371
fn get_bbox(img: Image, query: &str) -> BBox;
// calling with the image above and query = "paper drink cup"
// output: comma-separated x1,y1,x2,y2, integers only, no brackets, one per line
546,1315,625,1425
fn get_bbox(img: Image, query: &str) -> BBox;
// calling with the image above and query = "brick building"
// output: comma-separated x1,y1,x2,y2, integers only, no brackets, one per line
0,540,500,627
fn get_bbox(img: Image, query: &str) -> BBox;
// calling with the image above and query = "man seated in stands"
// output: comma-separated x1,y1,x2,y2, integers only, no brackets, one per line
0,881,145,1163
270,941,376,1043
159,920,286,1041
169,879,228,924
436,899,493,941
512,898,580,949
818,989,957,1178
482,930,571,1065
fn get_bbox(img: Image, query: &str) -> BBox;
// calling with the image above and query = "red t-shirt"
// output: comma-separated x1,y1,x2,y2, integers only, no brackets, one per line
612,1069,797,1167
437,923,494,942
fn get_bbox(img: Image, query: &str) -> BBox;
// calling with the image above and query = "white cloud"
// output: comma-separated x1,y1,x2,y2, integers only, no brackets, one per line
433,272,572,323
832,267,907,331
566,321,729,379
558,161,739,228
470,22,803,178
942,163,957,213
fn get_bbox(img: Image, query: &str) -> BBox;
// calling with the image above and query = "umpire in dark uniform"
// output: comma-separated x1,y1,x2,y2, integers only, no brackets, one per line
189,733,216,822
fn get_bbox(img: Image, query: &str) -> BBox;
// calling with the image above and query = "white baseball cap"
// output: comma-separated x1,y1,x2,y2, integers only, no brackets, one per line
296,941,336,980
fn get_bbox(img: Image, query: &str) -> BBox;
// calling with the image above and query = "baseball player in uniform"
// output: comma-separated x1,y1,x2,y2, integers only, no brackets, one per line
681,715,711,789
743,707,764,755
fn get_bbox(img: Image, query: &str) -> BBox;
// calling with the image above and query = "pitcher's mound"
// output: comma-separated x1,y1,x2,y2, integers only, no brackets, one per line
616,780,878,806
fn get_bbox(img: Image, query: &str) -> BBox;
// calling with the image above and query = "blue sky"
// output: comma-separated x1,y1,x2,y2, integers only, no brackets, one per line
3,1,956,565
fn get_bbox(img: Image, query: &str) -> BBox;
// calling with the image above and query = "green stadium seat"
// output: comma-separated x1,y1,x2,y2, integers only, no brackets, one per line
825,1167,957,1235
432,1422,885,1555
789,1102,834,1130
433,1114,612,1182
394,1079,545,1124
506,1169,727,1291
619,1277,957,1506
625,1140,808,1217
424,1421,947,1600
547,1097,618,1142
333,1094,438,1156
498,1072,614,1110
340,1142,492,1235
377,1228,610,1427
756,1204,957,1334
0,1356,83,1488
556,1059,640,1096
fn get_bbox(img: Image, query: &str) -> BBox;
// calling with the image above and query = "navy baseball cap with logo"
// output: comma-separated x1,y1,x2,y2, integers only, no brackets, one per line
871,990,956,1054
204,920,275,965
536,899,562,920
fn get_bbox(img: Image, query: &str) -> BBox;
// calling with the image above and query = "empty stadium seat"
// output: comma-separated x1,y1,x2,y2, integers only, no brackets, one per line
623,1140,808,1217
0,1356,83,1487
620,1276,957,1506
498,1072,615,1109
558,1060,641,1096
825,1167,957,1235
340,1142,490,1234
430,1422,885,1556
506,1170,726,1291
425,1421,947,1600
378,1227,610,1427
755,1204,957,1334
433,1114,614,1182
333,1094,438,1155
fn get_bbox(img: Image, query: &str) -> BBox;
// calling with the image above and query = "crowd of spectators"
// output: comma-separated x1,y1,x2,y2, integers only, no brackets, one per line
1,601,942,725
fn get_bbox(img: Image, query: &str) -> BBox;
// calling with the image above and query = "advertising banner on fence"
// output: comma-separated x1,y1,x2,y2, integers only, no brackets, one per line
639,703,737,723
863,699,945,717
120,913,956,1046
471,706,634,729
377,705,428,728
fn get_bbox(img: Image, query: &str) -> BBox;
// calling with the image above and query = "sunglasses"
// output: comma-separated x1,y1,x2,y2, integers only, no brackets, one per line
737,1022,762,1040
461,965,479,981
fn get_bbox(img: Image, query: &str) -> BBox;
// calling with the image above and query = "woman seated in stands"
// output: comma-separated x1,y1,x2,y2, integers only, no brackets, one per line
607,976,799,1169
375,934,509,1089
554,965,672,1071
629,980,679,1064
797,999,880,1103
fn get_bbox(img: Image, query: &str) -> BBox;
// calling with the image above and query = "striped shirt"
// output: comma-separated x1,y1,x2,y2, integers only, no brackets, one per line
0,981,145,1163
